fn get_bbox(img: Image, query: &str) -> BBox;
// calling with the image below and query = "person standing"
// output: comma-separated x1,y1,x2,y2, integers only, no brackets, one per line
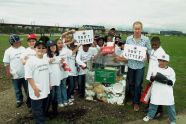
126,21,151,111
3,34,29,108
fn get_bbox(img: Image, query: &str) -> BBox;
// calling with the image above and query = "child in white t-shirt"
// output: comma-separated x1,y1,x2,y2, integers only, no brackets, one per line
143,53,176,124
45,40,61,115
25,40,51,124
56,38,71,107
20,34,37,109
66,42,80,102
21,34,37,65
145,36,166,117
3,34,28,108
76,44,95,98
146,37,166,81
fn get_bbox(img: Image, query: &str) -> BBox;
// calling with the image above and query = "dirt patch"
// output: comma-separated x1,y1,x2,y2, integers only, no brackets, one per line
0,65,11,92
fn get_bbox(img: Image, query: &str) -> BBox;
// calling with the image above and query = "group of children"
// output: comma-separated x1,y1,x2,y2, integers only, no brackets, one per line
3,29,176,124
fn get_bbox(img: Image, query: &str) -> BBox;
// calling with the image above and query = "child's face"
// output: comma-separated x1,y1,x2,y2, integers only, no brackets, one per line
120,44,125,50
83,45,90,52
115,37,121,42
151,41,160,50
69,44,76,50
35,44,46,57
158,59,168,68
66,35,73,43
107,36,113,42
12,41,21,48
50,45,57,53
97,40,104,47
28,39,36,48
57,40,63,50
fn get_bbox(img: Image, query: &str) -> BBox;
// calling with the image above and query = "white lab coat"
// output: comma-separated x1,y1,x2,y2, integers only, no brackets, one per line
146,47,165,80
150,66,176,105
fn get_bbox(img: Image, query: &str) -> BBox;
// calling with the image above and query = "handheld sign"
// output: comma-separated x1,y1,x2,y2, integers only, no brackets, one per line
100,42,115,55
73,30,94,45
123,44,147,61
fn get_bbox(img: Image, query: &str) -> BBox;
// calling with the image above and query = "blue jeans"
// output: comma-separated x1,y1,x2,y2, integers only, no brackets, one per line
50,86,58,113
147,104,176,123
31,98,49,124
127,67,144,104
12,78,30,105
57,78,68,104
67,76,77,99
78,74,86,98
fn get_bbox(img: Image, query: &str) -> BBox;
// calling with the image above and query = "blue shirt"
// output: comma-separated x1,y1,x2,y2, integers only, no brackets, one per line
126,35,151,69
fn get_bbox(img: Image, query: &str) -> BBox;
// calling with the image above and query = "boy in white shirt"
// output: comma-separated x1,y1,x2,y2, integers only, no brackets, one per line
145,36,166,117
21,34,37,65
21,34,37,110
25,40,51,124
143,53,176,124
76,44,94,98
146,37,166,81
3,34,28,108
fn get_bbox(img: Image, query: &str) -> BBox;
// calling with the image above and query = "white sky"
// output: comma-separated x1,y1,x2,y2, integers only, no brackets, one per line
0,0,186,33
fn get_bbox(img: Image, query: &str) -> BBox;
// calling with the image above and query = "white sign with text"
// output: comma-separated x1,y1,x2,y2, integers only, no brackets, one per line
73,30,94,45
123,44,147,61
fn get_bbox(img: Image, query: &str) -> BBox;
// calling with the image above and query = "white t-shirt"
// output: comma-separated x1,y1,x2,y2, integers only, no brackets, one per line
150,66,176,105
25,56,51,100
115,45,123,56
76,48,94,75
146,46,165,80
21,47,36,61
67,49,78,76
89,47,99,56
44,54,62,86
59,47,72,79
3,46,25,79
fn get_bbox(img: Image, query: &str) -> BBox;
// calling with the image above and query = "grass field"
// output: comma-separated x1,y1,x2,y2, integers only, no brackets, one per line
0,34,186,123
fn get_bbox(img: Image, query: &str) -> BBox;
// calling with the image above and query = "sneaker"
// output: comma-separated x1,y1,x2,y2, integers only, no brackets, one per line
16,102,23,108
69,98,74,102
71,95,74,100
68,101,74,105
58,104,64,107
143,116,152,122
63,102,68,106
154,112,162,119
134,104,140,111
170,122,176,124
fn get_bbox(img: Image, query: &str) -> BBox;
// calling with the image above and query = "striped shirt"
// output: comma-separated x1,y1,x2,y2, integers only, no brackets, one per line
126,35,151,69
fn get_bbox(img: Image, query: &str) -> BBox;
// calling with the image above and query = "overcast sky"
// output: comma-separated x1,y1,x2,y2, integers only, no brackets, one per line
0,0,186,33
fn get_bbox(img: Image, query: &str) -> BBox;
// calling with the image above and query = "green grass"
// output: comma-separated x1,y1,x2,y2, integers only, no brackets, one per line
0,34,186,123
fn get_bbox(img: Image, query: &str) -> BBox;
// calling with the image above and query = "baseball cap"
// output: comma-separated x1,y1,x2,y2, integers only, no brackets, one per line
27,34,37,41
34,40,46,48
46,40,56,47
9,34,21,45
157,53,170,62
